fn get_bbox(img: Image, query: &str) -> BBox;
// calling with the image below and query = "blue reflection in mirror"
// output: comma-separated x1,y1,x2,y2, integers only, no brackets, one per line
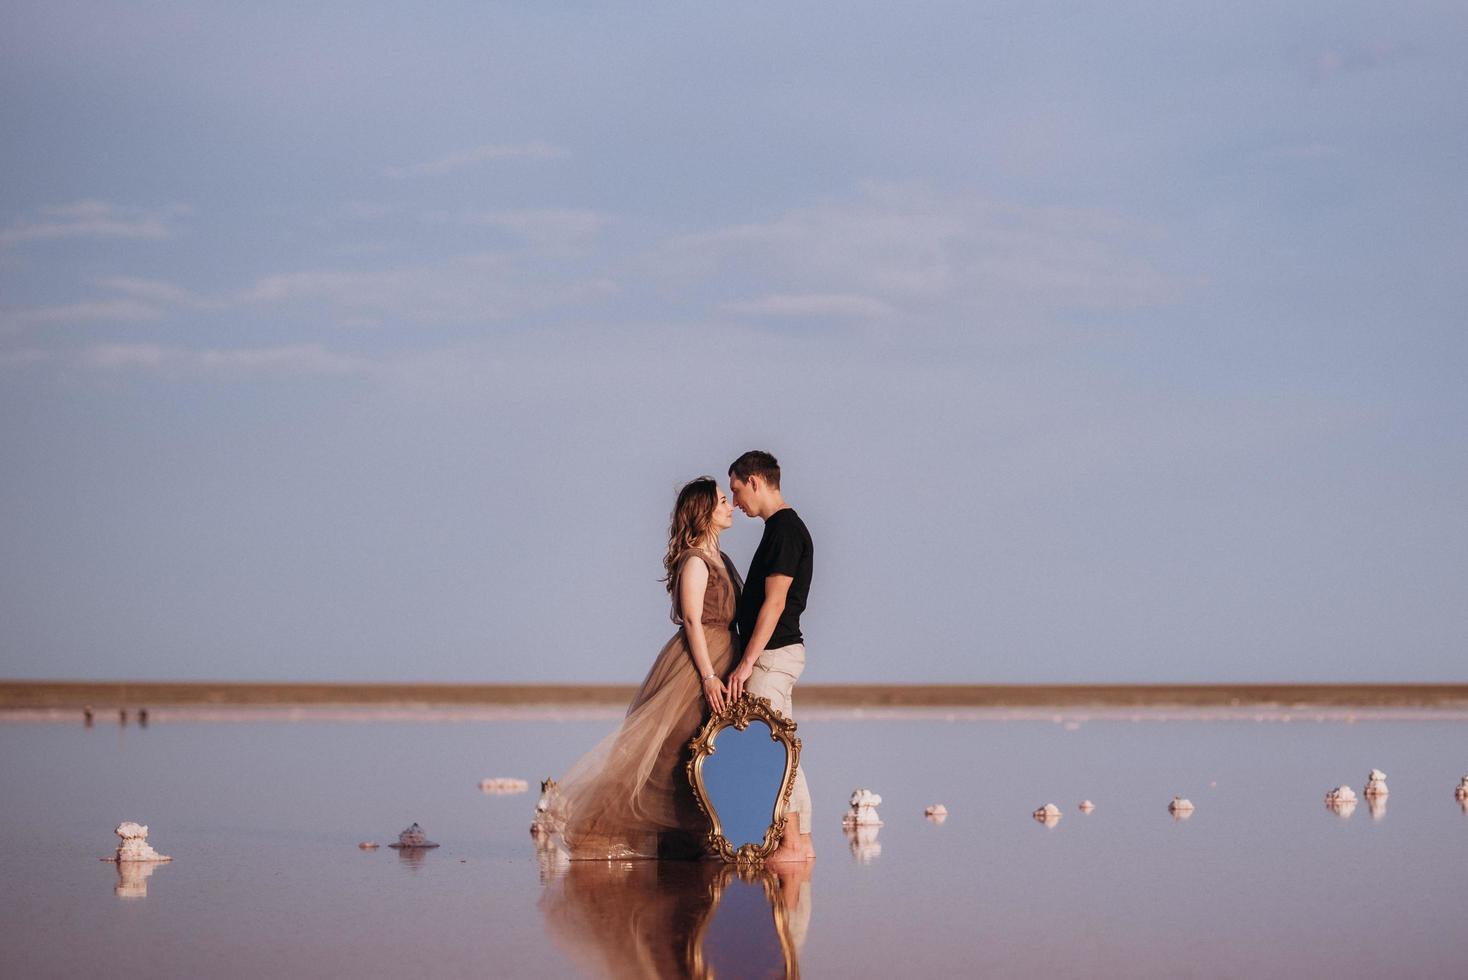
702,720,787,849
703,875,787,979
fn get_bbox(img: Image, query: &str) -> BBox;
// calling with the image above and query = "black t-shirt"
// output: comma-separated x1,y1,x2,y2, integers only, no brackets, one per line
736,508,813,651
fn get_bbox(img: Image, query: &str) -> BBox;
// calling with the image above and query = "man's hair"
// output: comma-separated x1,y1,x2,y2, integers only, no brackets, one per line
728,450,781,489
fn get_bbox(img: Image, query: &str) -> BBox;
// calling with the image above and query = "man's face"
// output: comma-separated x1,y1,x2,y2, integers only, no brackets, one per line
729,475,757,517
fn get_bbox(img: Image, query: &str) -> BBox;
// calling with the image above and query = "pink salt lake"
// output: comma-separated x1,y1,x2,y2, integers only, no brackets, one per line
2,706,1466,978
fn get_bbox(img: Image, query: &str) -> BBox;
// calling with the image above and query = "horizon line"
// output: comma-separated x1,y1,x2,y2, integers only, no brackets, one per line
5,679,1468,710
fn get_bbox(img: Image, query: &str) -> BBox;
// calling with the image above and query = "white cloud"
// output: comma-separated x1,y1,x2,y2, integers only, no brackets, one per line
2,298,162,326
81,342,373,377
0,200,185,246
240,252,616,326
720,293,896,319
1,276,202,331
382,141,567,179
661,182,1183,319
93,276,201,307
451,208,606,250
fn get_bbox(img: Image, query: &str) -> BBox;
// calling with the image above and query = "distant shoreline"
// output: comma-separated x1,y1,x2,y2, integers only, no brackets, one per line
3,680,1467,710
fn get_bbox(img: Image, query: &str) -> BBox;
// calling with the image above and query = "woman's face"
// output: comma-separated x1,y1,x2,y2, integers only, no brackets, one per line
710,487,734,533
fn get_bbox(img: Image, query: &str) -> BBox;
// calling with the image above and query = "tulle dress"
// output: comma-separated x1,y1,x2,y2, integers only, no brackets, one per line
553,549,742,859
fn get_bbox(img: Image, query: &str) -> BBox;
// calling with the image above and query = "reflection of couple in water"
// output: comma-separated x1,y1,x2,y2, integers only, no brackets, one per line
551,450,816,865
540,859,812,979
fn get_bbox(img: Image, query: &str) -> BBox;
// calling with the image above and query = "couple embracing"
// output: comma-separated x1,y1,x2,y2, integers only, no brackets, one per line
554,450,816,865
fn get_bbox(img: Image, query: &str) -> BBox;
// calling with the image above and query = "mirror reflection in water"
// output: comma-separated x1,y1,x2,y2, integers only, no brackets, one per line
700,870,800,979
701,720,788,851
540,859,809,979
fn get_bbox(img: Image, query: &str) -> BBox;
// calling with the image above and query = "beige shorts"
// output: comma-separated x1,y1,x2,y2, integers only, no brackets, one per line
745,643,811,835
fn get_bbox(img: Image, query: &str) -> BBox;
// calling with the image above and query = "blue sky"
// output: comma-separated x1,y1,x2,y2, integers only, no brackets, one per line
2,2,1465,683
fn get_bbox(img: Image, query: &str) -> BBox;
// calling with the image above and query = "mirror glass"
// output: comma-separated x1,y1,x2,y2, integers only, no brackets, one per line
701,719,788,851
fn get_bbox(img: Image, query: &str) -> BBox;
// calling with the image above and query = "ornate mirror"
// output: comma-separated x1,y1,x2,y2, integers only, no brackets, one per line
687,693,801,866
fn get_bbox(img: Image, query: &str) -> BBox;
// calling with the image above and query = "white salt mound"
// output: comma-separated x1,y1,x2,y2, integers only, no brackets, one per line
479,777,529,794
842,788,884,828
102,822,171,863
1078,800,1095,813
388,822,439,849
1168,796,1195,813
532,777,563,836
1455,775,1468,801
1364,769,1388,798
1325,786,1358,817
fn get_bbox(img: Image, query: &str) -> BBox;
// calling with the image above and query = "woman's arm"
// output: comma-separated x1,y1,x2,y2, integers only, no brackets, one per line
678,556,728,713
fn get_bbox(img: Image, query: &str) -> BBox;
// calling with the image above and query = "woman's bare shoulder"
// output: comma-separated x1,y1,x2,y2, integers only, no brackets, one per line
675,550,713,578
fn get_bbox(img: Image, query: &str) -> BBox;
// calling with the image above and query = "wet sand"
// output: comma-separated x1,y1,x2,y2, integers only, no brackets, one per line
5,679,1468,710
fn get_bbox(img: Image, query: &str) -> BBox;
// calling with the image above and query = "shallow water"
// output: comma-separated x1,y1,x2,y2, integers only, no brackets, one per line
2,710,1466,978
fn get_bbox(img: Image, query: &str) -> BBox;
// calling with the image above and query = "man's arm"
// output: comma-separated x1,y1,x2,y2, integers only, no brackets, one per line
728,573,792,702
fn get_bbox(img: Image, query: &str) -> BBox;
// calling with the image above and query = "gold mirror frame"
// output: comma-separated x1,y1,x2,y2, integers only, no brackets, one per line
686,693,801,867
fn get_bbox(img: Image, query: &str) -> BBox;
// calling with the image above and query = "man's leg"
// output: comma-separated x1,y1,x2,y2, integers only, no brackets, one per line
745,644,813,859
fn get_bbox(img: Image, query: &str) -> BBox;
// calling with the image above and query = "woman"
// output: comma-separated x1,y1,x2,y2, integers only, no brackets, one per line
552,477,743,860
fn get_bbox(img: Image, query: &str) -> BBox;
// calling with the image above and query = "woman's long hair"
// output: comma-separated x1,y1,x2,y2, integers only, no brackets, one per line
661,477,717,593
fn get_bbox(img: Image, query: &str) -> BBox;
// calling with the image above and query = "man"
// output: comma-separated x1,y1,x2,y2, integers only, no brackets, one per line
726,450,815,863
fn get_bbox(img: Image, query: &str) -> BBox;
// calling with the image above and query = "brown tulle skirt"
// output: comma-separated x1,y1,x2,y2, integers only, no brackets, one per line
553,624,737,859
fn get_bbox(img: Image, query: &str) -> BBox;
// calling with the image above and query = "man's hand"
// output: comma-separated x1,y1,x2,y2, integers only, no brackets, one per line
727,658,756,702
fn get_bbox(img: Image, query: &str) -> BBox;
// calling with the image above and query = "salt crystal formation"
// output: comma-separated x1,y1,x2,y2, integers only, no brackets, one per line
388,822,439,849
841,788,884,828
1363,769,1388,798
479,777,529,795
531,777,561,837
358,841,379,849
1455,775,1468,801
102,822,171,863
1078,800,1096,813
924,804,948,823
1324,786,1358,817
1168,796,1195,818
1032,803,1062,827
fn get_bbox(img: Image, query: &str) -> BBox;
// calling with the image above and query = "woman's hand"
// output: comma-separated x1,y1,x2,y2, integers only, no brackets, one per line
702,674,728,714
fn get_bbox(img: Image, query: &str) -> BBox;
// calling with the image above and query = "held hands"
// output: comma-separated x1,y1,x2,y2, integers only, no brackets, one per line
727,658,756,703
702,674,728,714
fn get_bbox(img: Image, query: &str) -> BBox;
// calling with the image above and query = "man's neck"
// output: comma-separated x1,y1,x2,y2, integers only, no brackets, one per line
760,495,788,521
